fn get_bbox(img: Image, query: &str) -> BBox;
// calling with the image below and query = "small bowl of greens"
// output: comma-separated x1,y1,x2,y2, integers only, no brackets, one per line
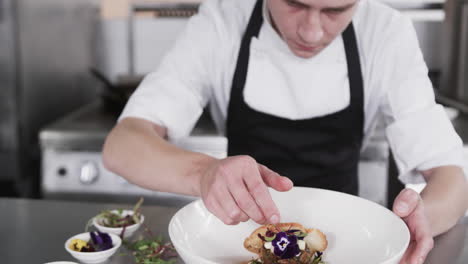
93,209,144,239
92,198,144,239
65,231,121,264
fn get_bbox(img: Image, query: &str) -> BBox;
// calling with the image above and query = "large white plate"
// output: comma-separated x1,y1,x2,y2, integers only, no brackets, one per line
169,187,410,264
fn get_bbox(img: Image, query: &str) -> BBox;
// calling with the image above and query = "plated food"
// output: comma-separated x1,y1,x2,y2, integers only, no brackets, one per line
169,187,410,264
244,222,327,264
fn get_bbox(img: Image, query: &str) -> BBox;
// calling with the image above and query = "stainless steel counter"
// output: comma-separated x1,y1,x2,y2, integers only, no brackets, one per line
1,198,467,264
1,198,184,264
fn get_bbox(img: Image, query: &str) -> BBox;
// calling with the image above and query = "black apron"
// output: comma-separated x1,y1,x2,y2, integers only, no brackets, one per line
226,0,364,195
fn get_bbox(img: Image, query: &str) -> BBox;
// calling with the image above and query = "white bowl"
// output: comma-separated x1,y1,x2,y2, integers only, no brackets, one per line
169,187,410,264
65,232,122,264
43,262,78,264
93,210,144,238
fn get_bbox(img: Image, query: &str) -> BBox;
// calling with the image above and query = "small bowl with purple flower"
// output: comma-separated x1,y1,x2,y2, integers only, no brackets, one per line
65,231,122,264
92,198,144,239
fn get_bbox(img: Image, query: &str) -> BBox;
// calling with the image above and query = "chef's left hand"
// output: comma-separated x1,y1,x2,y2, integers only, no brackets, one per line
393,188,434,264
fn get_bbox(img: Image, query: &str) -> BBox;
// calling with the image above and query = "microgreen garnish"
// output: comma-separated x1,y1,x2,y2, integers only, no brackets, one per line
86,197,144,238
122,223,178,264
311,251,326,264
83,197,179,263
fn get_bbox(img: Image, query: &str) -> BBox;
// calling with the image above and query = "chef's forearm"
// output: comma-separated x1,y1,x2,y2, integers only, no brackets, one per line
102,117,216,196
420,166,468,237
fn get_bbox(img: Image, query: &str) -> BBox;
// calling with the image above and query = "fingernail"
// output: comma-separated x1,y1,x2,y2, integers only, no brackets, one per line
270,214,279,224
396,202,408,213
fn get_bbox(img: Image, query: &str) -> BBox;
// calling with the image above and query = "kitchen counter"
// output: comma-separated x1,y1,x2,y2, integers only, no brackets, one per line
1,198,184,264
1,198,467,264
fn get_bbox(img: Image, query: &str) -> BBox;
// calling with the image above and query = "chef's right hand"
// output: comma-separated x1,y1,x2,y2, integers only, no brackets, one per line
199,155,293,225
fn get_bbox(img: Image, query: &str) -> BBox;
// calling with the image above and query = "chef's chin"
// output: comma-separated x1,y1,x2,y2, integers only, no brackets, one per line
287,41,324,59
290,47,322,59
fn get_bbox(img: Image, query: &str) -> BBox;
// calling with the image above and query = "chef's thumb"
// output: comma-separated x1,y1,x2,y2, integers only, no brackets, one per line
258,164,293,192
393,188,420,218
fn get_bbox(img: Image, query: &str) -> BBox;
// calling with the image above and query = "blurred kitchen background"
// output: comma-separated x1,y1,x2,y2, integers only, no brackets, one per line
0,0,467,208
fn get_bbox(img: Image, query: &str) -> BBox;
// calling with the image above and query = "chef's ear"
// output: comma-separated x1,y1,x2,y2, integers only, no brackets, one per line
258,164,293,191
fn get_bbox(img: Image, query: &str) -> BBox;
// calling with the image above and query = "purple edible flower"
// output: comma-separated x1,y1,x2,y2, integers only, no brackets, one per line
90,231,113,251
271,231,300,259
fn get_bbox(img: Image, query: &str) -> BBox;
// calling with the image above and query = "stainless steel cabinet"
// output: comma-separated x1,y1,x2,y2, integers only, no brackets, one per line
0,0,19,182
439,0,468,110
0,0,101,196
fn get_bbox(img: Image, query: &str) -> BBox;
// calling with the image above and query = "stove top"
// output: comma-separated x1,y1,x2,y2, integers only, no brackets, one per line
40,100,221,151
40,100,226,205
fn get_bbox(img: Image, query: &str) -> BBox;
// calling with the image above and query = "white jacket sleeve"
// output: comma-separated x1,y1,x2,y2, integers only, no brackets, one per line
376,16,466,184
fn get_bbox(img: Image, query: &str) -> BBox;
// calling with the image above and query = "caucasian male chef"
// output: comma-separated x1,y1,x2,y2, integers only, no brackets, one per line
103,0,468,263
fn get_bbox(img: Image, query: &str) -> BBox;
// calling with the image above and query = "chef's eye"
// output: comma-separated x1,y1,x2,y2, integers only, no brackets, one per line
285,0,307,9
324,8,346,14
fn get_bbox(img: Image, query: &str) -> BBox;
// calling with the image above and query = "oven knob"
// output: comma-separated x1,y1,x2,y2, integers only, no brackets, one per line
80,161,99,185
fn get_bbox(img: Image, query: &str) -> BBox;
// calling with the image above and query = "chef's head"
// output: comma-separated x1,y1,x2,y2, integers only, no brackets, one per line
267,0,359,58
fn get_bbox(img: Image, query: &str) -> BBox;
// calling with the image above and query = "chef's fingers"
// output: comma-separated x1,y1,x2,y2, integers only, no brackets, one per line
410,235,434,264
205,194,239,225
258,164,293,192
399,241,415,264
409,206,434,264
242,166,280,224
393,188,420,218
218,184,250,223
228,174,266,224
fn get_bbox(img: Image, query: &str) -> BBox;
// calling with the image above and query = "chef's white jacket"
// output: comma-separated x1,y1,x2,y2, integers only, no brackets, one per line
119,0,466,184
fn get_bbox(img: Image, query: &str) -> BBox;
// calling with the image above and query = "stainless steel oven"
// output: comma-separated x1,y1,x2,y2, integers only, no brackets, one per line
1,0,99,196
40,101,226,206
40,1,215,206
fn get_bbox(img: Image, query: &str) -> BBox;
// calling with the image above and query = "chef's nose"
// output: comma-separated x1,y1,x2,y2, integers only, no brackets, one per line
298,10,324,44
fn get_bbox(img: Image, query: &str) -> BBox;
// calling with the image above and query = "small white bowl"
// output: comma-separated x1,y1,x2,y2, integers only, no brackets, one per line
93,209,144,239
65,232,122,264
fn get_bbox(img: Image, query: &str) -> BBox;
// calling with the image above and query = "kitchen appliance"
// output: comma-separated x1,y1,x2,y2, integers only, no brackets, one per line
40,100,227,206
0,0,19,185
0,0,99,196
40,1,227,206
437,0,468,111
95,1,201,83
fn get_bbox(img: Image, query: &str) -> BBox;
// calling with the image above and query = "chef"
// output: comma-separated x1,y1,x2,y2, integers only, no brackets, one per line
102,0,468,263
